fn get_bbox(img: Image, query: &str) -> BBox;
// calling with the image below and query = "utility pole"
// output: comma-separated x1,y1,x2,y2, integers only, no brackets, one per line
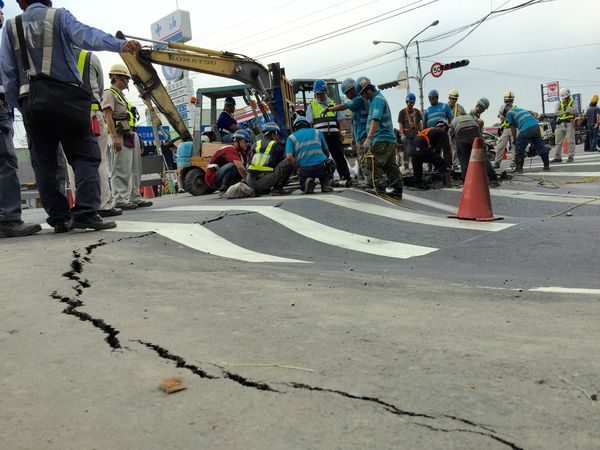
540,84,546,115
416,40,425,113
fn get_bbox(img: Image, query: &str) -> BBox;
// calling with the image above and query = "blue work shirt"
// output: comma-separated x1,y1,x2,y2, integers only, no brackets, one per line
0,4,125,108
344,96,369,142
423,102,453,128
366,90,396,143
217,110,237,134
285,128,329,167
506,107,539,133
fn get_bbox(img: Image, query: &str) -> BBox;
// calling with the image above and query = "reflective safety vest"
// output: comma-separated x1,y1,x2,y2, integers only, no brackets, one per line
109,87,138,128
248,140,276,172
501,105,517,128
558,98,575,121
416,127,434,147
310,99,339,134
76,50,99,111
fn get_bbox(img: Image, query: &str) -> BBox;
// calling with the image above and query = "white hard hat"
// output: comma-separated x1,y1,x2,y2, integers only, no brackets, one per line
504,90,515,100
559,88,570,99
448,89,459,99
109,64,131,78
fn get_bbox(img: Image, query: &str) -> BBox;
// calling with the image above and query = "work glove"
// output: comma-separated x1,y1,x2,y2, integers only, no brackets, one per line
320,107,330,117
363,137,372,151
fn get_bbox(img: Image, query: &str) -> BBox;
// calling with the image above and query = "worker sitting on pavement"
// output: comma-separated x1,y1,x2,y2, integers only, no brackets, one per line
306,79,352,185
217,97,240,142
411,121,452,189
356,76,403,198
286,116,333,194
450,99,499,186
246,122,293,196
205,130,250,193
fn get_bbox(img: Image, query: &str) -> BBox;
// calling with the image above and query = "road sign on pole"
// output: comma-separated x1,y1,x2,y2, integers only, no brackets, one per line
430,62,443,78
547,81,559,102
397,70,408,89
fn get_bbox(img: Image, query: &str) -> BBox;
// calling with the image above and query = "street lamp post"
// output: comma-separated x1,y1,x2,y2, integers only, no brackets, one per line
373,20,439,106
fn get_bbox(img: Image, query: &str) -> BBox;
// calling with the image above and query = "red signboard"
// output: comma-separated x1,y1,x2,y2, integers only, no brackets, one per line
547,81,560,101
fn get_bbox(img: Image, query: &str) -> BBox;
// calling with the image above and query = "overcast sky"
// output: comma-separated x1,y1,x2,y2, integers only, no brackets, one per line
3,0,599,142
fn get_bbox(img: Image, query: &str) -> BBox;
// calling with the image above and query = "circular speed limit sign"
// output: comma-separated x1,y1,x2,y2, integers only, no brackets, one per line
430,62,444,78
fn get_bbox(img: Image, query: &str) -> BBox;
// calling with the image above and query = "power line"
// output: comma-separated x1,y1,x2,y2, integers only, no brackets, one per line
428,41,600,58
254,0,438,60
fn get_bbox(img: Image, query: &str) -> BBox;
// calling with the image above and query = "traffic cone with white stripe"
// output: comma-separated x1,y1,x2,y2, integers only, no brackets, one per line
449,137,503,222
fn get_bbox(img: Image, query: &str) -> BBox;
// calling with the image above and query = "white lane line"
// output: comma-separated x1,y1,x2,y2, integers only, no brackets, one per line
525,161,600,169
442,188,600,205
108,221,309,264
525,172,600,178
530,287,600,296
157,206,438,259
400,193,460,214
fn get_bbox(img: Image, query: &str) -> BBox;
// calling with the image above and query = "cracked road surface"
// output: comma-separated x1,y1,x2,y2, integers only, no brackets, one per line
2,155,599,449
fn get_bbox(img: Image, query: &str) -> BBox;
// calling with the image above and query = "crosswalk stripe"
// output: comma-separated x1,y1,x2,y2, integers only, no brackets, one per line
442,188,600,204
525,172,600,177
525,161,600,169
108,221,310,264
157,206,439,259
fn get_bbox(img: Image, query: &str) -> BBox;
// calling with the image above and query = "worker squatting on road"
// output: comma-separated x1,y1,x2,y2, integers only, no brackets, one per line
505,106,550,173
412,123,452,190
322,78,370,183
356,76,403,198
450,99,499,187
102,64,153,212
285,116,333,194
306,79,351,185
246,122,293,196
494,91,517,168
217,96,240,142
551,88,577,163
205,130,251,193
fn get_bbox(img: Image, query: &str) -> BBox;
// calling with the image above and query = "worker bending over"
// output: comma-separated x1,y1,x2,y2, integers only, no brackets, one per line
286,116,333,194
246,122,293,196
205,130,250,193
505,107,550,173
412,122,452,189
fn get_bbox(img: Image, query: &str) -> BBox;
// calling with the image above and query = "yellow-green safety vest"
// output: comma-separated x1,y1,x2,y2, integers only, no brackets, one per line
558,98,575,121
248,140,276,172
109,87,138,128
501,105,517,128
310,99,339,133
76,50,99,111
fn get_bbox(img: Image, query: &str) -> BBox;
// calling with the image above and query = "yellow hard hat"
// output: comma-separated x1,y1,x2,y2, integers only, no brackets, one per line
591,95,599,104
109,64,131,78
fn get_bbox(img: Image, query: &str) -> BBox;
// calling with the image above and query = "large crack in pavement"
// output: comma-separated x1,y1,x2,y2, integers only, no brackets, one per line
197,211,256,226
50,233,523,450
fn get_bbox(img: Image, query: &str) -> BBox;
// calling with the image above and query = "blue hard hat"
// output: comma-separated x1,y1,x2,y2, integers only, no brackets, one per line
356,76,372,95
313,79,327,93
263,122,280,134
428,89,439,98
341,78,355,94
293,115,311,130
0,1,4,9
232,129,251,142
406,93,416,103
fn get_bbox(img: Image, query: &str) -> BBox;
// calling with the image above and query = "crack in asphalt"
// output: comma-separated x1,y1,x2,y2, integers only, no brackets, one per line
50,232,523,449
197,211,256,226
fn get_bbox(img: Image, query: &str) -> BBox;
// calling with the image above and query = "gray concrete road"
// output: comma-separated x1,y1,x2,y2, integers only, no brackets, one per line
1,148,599,449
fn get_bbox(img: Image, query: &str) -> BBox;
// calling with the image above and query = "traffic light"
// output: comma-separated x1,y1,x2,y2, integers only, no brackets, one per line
442,59,470,71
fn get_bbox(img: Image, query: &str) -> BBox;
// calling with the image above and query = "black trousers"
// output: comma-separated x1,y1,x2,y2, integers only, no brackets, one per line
455,127,497,181
413,148,448,184
21,102,101,221
323,132,350,179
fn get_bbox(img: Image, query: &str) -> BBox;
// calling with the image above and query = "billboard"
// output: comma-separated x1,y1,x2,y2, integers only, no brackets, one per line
151,10,192,44
547,81,559,102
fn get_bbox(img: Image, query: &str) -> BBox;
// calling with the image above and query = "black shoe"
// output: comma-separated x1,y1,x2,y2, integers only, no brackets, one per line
543,165,550,171
135,200,153,208
489,180,501,188
0,220,42,238
115,202,138,210
98,207,123,218
304,178,315,194
46,217,72,234
567,157,574,163
550,158,562,163
71,214,117,231
270,187,285,196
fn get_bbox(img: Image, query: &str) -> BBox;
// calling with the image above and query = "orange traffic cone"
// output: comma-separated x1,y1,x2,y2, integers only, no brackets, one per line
562,138,569,155
449,137,503,222
142,185,155,199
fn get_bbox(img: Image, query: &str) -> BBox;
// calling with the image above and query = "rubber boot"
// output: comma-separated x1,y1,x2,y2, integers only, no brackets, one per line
442,172,452,187
541,153,550,171
390,180,403,199
513,156,524,173
321,179,334,193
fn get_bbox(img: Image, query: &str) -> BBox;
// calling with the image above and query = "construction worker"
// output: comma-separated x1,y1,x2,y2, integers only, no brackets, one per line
205,129,250,193
322,78,369,182
446,90,465,170
450,100,499,186
1,0,141,232
505,106,550,172
468,97,489,119
246,122,293,196
356,76,403,198
102,64,152,211
397,93,423,171
551,88,577,163
585,95,599,152
494,91,516,168
285,116,333,194
217,96,239,142
411,122,452,189
0,0,41,238
74,47,121,218
306,79,351,185
423,89,453,128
